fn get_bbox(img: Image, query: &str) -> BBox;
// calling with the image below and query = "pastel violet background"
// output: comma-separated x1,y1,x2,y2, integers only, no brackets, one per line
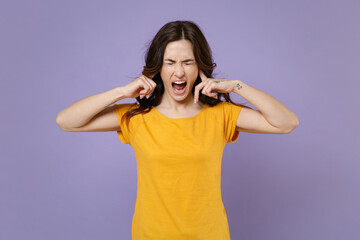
1,0,359,239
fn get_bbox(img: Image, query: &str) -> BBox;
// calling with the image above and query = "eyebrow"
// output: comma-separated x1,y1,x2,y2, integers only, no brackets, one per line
164,58,195,63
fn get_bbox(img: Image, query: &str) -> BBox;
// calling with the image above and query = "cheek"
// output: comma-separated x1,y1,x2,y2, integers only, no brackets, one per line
186,66,198,78
160,67,171,79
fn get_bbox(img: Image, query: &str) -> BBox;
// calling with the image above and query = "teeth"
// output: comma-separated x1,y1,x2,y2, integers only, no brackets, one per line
174,81,186,84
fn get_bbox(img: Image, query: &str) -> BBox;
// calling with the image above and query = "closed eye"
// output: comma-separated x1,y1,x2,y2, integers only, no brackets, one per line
167,63,192,65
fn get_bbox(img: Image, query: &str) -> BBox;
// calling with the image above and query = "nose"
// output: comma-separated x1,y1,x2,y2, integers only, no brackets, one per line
174,63,185,78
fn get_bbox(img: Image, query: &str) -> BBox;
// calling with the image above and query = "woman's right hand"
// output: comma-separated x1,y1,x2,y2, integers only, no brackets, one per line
121,74,157,99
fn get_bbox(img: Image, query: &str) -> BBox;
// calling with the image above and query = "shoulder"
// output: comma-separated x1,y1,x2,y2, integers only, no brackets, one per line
113,102,139,111
206,101,242,120
112,103,140,126
220,101,243,111
205,101,232,111
113,102,155,124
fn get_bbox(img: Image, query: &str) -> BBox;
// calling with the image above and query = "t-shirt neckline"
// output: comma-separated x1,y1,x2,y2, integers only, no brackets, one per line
153,104,207,120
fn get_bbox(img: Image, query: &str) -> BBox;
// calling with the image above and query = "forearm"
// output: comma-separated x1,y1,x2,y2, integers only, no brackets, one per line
56,87,126,129
231,80,299,130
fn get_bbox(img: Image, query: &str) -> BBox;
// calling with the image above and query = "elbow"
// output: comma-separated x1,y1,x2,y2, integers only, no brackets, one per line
56,114,70,131
56,114,63,129
56,118,66,131
285,117,299,133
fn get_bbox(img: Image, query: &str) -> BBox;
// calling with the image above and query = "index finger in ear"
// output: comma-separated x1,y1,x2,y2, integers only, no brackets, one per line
199,70,207,82
144,73,156,80
145,73,157,86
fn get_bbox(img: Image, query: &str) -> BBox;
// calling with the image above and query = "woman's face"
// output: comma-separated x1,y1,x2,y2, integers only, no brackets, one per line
160,39,198,103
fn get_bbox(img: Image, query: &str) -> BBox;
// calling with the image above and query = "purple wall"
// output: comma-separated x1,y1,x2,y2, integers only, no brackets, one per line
1,0,359,239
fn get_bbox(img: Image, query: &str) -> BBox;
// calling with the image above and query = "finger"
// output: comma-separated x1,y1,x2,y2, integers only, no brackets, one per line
194,81,206,103
203,82,218,99
140,77,153,95
202,81,213,96
139,90,147,99
138,79,151,99
144,78,157,98
200,76,211,96
139,86,149,96
145,74,156,83
143,75,158,89
143,74,154,80
142,77,157,99
147,77,157,89
202,86,211,98
199,70,207,82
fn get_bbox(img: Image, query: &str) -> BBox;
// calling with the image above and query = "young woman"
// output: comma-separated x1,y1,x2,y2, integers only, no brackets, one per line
56,20,299,240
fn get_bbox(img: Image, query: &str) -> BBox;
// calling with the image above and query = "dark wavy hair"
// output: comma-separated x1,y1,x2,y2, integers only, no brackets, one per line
122,20,251,128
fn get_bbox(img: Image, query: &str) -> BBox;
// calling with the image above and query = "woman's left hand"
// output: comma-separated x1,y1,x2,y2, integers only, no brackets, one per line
194,70,238,103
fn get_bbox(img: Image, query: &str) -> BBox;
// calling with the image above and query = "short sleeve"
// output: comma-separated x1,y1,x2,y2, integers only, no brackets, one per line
112,103,135,145
223,101,242,143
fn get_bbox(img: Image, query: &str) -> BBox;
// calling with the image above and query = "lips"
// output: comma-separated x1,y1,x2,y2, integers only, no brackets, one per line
171,79,187,84
172,80,187,87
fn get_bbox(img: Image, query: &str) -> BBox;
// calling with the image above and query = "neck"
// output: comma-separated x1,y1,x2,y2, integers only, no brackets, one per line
157,92,201,111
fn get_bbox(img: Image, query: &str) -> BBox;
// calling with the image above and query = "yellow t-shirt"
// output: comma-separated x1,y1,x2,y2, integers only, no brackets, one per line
113,101,242,240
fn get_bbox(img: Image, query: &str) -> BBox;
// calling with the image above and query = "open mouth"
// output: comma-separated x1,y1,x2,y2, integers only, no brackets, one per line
172,81,187,94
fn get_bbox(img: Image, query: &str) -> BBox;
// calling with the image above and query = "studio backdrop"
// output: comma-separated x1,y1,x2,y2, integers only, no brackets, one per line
1,0,359,240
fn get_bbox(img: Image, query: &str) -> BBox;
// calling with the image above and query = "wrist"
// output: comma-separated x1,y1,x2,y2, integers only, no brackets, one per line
113,87,126,100
231,80,243,94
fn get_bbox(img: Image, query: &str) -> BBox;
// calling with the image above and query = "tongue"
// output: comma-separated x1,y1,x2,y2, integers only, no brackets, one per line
173,83,186,90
